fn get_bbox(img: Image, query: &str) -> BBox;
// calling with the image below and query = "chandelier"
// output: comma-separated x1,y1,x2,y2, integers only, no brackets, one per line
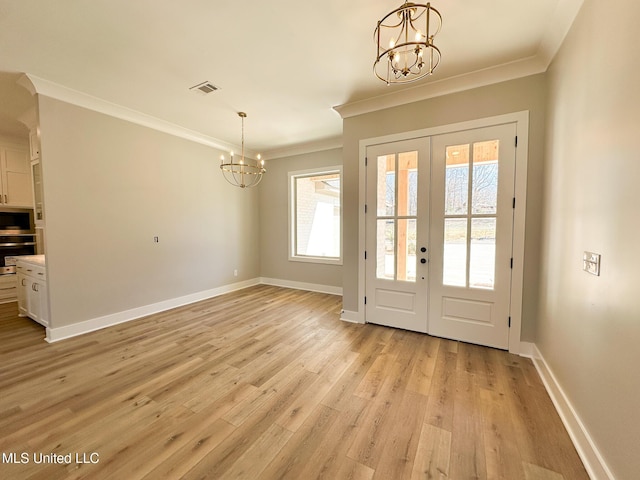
220,112,265,188
374,2,442,85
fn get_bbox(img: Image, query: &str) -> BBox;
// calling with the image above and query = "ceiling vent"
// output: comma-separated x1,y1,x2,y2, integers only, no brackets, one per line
189,81,220,95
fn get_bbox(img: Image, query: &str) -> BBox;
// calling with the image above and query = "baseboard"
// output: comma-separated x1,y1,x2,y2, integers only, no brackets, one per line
45,278,261,343
518,341,535,358
259,277,342,296
340,309,364,324
531,345,615,480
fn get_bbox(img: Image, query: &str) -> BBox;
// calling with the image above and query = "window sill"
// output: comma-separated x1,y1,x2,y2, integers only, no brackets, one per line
289,255,343,266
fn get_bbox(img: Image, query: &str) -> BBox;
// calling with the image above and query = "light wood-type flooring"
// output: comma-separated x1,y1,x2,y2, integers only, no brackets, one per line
0,286,588,479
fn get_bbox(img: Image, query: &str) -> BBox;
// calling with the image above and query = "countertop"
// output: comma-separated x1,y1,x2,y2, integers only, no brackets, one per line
15,255,46,267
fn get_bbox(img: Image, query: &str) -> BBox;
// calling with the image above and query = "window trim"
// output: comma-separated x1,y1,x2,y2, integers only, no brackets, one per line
288,166,343,265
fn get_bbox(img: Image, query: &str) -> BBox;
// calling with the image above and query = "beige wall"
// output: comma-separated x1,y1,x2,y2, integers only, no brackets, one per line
539,0,640,477
259,148,342,288
342,74,547,340
38,96,260,328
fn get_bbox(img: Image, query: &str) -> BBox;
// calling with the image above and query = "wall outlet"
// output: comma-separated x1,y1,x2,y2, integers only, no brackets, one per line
234,269,238,277
583,251,600,276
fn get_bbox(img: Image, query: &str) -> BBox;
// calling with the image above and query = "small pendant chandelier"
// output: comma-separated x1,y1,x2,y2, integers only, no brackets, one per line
374,1,442,85
220,112,265,188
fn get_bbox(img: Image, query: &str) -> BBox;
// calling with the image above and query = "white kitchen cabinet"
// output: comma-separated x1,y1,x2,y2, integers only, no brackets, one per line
31,159,44,226
29,129,40,160
0,145,32,208
16,256,48,327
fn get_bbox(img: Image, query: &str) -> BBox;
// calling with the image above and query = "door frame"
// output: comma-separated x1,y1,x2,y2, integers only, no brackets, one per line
356,111,529,355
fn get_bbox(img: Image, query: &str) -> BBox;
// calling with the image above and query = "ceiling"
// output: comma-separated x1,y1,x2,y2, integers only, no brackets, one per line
0,0,583,156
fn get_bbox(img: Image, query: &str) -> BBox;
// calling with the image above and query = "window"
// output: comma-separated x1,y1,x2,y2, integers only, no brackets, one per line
289,166,342,264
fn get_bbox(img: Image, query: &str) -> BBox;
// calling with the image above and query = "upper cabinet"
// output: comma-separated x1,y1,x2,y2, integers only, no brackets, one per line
0,144,32,208
31,160,44,225
29,130,40,160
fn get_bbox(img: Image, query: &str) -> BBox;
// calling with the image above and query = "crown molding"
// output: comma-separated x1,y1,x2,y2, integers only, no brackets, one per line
20,73,254,157
263,135,342,160
334,0,584,120
333,55,547,119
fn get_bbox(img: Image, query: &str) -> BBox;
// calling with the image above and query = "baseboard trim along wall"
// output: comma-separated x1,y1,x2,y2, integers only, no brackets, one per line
45,278,261,343
339,309,364,324
531,345,615,480
518,341,535,358
259,277,342,296
45,277,343,342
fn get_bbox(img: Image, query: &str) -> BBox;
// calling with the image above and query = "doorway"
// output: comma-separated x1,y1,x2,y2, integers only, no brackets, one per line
364,121,518,350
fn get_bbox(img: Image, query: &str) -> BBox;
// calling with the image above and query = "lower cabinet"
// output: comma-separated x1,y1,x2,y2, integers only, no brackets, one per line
16,261,49,327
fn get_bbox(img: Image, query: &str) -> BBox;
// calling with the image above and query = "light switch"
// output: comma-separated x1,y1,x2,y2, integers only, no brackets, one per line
583,251,601,276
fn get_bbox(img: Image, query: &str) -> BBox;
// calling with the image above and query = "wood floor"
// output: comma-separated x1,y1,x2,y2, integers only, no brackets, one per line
0,286,588,480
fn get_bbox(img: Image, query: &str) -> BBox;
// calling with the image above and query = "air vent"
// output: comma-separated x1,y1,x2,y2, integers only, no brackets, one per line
189,81,220,95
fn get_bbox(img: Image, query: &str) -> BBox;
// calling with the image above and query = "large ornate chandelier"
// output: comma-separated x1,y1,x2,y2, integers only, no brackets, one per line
374,2,442,85
220,112,265,188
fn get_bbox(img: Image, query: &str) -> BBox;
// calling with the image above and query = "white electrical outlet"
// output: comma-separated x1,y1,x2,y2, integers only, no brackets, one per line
234,269,238,277
583,251,601,276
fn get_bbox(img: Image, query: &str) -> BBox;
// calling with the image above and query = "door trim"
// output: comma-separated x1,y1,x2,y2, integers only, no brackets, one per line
357,111,529,354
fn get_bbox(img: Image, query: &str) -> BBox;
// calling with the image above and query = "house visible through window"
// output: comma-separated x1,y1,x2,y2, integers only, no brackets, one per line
289,167,342,264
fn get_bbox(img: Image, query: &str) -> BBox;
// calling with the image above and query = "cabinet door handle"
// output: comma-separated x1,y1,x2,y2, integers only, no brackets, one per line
32,283,39,292
21,279,27,286
3,194,6,203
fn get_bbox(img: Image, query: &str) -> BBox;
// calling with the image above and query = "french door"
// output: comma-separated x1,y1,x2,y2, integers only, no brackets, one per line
365,123,517,349
365,138,431,332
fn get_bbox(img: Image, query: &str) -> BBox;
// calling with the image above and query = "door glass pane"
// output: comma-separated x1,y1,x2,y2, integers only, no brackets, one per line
445,144,469,215
377,154,395,216
397,151,418,216
397,219,416,282
470,218,496,289
472,140,499,214
377,219,395,279
443,218,467,286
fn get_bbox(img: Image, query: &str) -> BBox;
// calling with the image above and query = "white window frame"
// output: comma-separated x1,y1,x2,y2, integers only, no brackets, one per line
288,166,343,265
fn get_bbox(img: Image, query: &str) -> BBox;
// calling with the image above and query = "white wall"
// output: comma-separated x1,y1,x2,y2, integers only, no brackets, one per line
539,0,640,478
259,148,342,290
38,96,260,329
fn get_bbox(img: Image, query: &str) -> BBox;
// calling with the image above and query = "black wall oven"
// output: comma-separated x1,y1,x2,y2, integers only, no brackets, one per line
0,208,36,274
